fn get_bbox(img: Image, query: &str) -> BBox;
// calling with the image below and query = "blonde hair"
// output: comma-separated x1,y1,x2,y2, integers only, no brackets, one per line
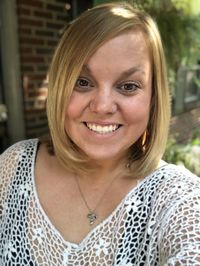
46,2,171,177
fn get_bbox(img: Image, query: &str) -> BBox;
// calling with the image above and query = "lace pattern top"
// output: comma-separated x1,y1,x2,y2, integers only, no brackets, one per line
0,139,200,265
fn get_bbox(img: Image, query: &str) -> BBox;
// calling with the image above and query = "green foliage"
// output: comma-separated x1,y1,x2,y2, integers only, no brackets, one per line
164,130,200,176
191,129,200,145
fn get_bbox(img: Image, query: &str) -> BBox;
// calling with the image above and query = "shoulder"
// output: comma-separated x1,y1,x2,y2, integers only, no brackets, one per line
0,139,39,208
166,163,199,186
153,163,199,190
0,138,39,176
142,163,199,199
147,163,200,215
145,163,200,209
0,138,38,157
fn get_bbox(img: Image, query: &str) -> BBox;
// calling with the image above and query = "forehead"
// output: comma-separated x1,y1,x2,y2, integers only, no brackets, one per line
84,30,151,74
91,30,149,58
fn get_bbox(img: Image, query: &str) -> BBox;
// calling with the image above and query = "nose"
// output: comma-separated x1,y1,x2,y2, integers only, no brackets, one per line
89,88,117,115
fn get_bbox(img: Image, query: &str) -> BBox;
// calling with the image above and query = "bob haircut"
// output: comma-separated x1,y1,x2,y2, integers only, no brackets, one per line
46,2,171,178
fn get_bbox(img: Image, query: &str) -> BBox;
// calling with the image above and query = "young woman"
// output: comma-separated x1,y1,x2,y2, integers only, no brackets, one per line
1,2,200,265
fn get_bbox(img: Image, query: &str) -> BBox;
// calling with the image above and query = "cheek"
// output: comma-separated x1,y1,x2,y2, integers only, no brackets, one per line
65,93,84,120
124,97,151,125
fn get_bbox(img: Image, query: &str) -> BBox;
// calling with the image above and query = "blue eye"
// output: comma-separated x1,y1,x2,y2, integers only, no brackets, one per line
75,77,94,91
117,81,140,94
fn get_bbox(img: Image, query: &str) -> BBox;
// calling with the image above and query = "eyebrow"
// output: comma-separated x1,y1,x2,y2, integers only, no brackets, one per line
118,66,146,80
81,64,146,80
81,65,92,75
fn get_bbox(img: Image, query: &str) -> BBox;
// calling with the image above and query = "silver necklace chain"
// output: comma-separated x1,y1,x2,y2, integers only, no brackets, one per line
75,174,118,226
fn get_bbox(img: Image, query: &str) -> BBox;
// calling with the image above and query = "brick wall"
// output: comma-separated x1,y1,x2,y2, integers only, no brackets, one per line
16,0,70,138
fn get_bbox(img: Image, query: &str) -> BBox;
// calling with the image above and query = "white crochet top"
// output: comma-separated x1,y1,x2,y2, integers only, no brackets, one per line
0,139,200,265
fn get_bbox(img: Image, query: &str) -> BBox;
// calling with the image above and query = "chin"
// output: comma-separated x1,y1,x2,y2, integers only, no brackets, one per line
84,149,126,164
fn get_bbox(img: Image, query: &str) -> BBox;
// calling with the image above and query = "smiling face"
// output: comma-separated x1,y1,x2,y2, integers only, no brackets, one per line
65,30,152,165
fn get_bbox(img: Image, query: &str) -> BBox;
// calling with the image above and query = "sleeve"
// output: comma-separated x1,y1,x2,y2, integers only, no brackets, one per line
158,186,200,265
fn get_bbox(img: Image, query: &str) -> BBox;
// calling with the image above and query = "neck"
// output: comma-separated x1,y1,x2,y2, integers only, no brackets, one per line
79,158,129,186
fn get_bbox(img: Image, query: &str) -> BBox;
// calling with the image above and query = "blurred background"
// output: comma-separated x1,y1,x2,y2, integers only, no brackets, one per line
0,0,200,174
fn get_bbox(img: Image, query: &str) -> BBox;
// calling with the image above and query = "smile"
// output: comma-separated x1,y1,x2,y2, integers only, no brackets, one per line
85,123,121,134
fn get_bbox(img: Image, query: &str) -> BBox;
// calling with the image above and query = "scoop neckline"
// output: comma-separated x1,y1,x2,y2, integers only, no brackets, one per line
30,138,169,249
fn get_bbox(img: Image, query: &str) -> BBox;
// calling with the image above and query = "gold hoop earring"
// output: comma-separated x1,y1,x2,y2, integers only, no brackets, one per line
142,130,147,147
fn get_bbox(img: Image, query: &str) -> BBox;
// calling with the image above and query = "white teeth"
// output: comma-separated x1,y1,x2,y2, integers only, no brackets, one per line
86,123,119,134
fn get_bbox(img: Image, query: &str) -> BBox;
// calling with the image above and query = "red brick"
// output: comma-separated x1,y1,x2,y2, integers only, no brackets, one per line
19,27,32,35
36,47,52,54
47,40,58,46
46,21,64,30
56,13,69,21
17,0,44,8
30,74,46,80
55,0,69,3
20,37,45,45
35,29,54,37
34,10,53,19
19,18,44,27
22,56,44,64
21,65,35,72
20,47,33,54
46,3,65,12
37,65,49,72
17,6,31,16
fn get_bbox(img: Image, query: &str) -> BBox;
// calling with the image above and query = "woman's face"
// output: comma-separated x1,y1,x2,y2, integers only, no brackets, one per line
65,30,152,164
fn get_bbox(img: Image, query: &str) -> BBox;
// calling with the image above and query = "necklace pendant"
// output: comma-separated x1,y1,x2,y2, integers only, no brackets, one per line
87,211,97,225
